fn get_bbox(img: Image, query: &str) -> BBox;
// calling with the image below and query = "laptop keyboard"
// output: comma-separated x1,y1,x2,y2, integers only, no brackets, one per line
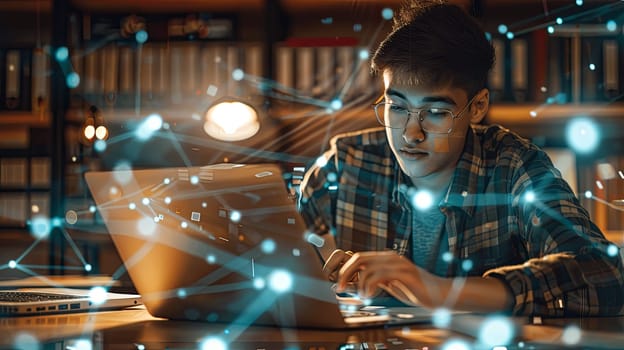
0,291,83,302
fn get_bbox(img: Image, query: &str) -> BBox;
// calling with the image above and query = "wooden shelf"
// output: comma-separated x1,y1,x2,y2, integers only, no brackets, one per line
0,111,50,126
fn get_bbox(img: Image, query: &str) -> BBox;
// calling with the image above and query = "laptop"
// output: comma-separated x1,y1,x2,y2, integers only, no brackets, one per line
84,163,449,329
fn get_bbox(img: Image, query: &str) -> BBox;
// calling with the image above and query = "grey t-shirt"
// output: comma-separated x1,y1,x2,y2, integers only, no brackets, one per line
411,205,449,276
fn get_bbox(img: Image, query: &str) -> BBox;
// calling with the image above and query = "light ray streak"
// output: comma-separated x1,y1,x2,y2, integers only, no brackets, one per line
15,236,46,263
61,227,89,266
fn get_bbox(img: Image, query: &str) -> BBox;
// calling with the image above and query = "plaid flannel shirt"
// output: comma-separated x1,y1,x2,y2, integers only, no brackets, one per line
298,125,624,316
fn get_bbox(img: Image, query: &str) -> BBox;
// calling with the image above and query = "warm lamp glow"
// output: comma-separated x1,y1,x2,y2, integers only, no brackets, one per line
203,101,260,141
83,123,96,140
95,125,109,140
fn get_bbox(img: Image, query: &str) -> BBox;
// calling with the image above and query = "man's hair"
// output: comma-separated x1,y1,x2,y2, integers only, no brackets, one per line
371,0,495,97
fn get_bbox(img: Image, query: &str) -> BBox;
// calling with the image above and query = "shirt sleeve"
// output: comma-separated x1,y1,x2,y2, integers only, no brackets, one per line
298,150,338,238
483,149,624,316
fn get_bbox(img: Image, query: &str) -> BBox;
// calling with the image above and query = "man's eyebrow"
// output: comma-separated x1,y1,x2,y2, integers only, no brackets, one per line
385,89,457,106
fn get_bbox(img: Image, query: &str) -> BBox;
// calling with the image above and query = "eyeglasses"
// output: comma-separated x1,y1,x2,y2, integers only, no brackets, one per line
372,94,478,134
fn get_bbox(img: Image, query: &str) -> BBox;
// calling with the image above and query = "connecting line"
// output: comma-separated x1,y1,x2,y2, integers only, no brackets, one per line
61,228,89,267
159,128,193,168
590,195,624,212
14,236,46,264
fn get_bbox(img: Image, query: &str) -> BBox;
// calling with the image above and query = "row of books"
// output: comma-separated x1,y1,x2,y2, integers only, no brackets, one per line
0,48,49,113
0,192,49,227
488,31,622,104
0,157,50,189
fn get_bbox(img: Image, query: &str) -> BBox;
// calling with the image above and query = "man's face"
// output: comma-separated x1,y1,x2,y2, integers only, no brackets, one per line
382,70,474,180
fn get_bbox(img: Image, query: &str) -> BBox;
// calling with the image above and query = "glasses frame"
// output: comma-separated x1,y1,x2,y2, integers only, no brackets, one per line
372,94,478,134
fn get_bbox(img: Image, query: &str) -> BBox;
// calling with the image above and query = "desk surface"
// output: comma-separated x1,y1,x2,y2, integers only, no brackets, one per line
2,306,624,350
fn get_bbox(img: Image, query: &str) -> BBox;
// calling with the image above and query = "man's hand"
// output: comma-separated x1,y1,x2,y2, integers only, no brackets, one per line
322,249,354,282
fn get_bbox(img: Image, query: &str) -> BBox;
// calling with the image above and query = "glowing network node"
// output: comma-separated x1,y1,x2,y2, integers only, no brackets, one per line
589,63,596,71
135,29,148,43
66,72,80,88
142,198,150,205
566,118,600,154
561,324,582,345
55,46,69,61
232,68,244,81
94,139,107,152
432,308,452,328
128,203,136,210
606,20,617,32
330,98,343,111
73,339,93,350
230,210,241,222
327,172,337,182
135,114,163,141
441,339,471,350
268,269,293,293
164,197,172,204
442,252,453,263
461,259,473,272
524,191,536,203
497,24,508,34
485,32,492,41
540,86,548,93
607,244,619,257
137,217,157,236
261,239,277,254
136,344,146,350
181,221,188,229
547,26,555,34
113,161,133,184
529,110,538,118
358,49,369,60
190,175,199,185
292,248,301,256
411,190,434,210
206,85,218,96
89,287,108,305
253,277,266,289
584,190,592,199
30,216,51,240
202,202,208,208
84,264,92,272
201,337,227,350
381,8,394,20
556,17,563,25
506,32,515,40
177,289,187,299
206,254,217,264
576,0,583,6
8,260,17,269
478,315,515,347
353,23,362,32
13,333,40,350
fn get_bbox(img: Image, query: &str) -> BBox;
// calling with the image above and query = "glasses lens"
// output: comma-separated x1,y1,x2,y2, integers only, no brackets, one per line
376,103,454,133
419,109,454,133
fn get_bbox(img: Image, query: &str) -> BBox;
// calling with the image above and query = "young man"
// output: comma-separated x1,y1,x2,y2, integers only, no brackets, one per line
298,0,624,316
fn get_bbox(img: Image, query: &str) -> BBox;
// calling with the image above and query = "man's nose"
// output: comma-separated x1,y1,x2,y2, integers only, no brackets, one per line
402,114,425,143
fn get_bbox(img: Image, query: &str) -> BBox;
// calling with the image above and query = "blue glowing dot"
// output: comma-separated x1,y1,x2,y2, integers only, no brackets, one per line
358,49,369,60
14,333,39,350
89,205,96,213
556,17,563,25
89,286,108,305
30,216,51,239
268,269,293,293
327,172,337,182
84,264,92,272
253,277,266,289
381,8,393,20
506,32,515,40
74,339,93,350
561,324,582,345
584,190,592,199
181,221,188,229
411,190,434,210
135,114,163,141
136,344,145,350
94,139,107,152
201,337,227,350
177,289,187,299
478,315,515,347
142,198,150,205
576,0,583,6
524,191,536,203
261,239,277,254
206,254,216,264
137,217,157,236
432,308,452,328
441,339,471,350
607,244,619,257
164,197,171,204
566,118,600,154
128,203,136,210
485,32,492,41
202,202,208,208
547,26,555,34
461,259,473,272
315,155,328,168
606,20,617,32
442,252,453,263
497,24,508,34
135,29,148,44
330,98,343,111
190,175,199,185
353,23,362,32
55,46,69,61
8,260,17,269
163,178,171,185
589,63,596,71
530,110,538,118
321,17,333,24
51,217,62,227
230,210,241,222
232,68,244,81
66,72,80,88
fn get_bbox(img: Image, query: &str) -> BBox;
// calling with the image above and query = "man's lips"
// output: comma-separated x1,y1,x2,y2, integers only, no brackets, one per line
400,147,428,156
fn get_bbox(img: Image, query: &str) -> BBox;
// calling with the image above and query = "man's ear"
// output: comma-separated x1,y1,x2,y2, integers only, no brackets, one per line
469,88,489,124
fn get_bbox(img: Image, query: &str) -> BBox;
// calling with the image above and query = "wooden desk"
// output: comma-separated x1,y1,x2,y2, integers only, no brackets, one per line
2,307,624,349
